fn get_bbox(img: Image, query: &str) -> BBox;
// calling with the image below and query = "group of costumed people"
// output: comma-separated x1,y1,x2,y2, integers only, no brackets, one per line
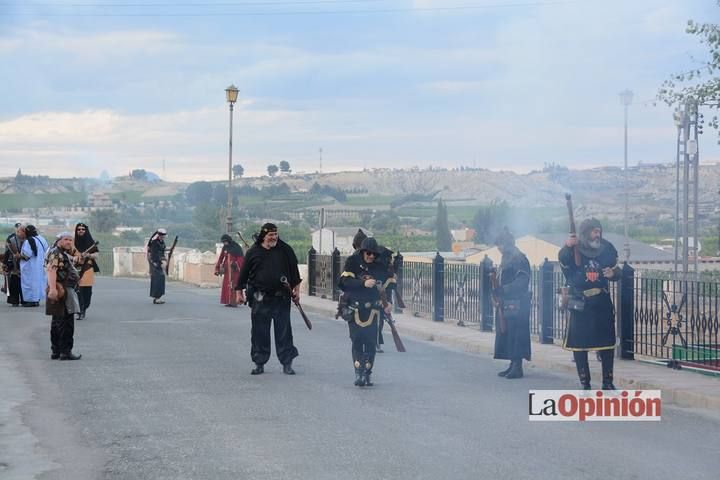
4,213,621,390
490,218,620,390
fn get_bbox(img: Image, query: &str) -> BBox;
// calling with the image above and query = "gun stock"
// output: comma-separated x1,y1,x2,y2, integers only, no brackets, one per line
165,236,178,275
565,193,581,266
77,241,100,281
236,231,251,249
373,279,406,352
281,276,312,330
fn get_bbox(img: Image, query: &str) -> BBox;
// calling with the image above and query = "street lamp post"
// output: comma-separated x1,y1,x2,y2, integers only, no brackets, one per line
619,89,633,263
225,84,239,234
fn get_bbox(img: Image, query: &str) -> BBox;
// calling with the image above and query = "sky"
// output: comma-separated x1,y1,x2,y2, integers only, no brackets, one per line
0,0,719,181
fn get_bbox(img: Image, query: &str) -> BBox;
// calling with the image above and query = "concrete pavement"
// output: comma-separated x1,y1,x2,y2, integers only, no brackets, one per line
301,295,720,414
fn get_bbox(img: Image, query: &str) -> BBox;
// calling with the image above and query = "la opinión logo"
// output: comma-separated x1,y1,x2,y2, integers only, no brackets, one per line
528,390,661,422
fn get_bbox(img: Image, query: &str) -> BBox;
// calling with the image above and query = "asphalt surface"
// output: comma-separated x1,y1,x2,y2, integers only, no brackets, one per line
1,277,719,480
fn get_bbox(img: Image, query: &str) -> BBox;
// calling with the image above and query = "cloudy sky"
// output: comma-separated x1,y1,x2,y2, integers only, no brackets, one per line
1,0,718,181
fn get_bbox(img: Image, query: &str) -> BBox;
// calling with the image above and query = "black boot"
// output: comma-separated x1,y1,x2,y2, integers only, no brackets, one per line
354,361,365,386
283,362,296,375
363,360,373,386
600,350,616,390
498,361,514,377
574,351,591,390
251,363,264,375
505,360,523,379
59,352,82,361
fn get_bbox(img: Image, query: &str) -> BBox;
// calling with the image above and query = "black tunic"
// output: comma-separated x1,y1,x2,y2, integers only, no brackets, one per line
559,239,619,351
148,238,166,298
493,246,532,362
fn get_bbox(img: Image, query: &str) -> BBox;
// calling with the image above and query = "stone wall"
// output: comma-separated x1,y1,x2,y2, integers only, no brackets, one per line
113,245,309,292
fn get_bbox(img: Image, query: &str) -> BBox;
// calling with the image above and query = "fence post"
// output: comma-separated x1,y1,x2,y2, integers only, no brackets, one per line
432,252,445,322
619,262,635,360
481,255,494,332
307,247,317,297
331,248,341,301
538,258,554,344
394,251,404,314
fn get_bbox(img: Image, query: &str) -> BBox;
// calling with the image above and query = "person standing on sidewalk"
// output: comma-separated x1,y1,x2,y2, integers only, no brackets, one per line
215,234,244,307
338,237,392,387
236,223,301,376
147,228,167,304
3,223,24,307
19,225,48,307
559,218,620,390
45,232,82,360
72,223,100,320
492,228,532,379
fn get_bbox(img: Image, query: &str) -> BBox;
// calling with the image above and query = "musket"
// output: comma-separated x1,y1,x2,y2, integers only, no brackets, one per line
280,275,312,330
565,193,582,267
362,273,406,352
490,267,506,334
165,236,179,275
236,231,251,249
76,241,100,281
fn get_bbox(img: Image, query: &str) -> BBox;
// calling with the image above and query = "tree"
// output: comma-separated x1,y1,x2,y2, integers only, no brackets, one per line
279,161,291,173
88,209,119,233
658,5,720,141
185,181,214,206
435,200,453,251
472,200,510,244
267,164,279,177
232,164,244,179
130,169,147,181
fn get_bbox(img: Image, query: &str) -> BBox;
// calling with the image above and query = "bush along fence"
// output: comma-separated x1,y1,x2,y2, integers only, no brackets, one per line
306,248,720,373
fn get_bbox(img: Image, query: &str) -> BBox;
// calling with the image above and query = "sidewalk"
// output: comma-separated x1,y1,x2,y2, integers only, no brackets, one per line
301,295,720,414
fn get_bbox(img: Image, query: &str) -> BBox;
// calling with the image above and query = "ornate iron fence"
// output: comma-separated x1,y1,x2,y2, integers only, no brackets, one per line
444,261,483,326
402,260,434,317
634,272,720,370
95,252,114,276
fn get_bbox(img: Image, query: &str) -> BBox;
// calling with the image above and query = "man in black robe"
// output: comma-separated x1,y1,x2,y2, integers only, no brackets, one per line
559,218,620,390
493,229,532,379
147,228,167,304
338,237,392,387
236,223,302,375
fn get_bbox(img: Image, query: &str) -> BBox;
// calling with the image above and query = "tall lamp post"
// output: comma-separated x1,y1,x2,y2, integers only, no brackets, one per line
225,84,239,234
619,89,633,263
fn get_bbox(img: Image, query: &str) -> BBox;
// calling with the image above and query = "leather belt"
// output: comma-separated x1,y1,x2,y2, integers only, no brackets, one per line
583,288,608,297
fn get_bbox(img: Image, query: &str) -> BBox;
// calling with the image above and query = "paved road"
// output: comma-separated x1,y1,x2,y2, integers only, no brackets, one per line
1,277,719,480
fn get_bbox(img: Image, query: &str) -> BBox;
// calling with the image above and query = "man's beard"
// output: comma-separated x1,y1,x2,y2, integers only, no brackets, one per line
266,239,278,248
588,239,602,249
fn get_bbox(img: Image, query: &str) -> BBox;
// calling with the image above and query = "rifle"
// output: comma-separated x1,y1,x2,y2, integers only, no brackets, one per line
362,273,406,352
76,241,100,281
165,236,178,275
490,267,507,334
386,260,406,309
236,231,251,248
565,193,581,267
280,275,312,330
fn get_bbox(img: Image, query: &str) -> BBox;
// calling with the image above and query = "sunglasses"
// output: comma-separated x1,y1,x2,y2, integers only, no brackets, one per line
76,228,86,232
364,251,377,257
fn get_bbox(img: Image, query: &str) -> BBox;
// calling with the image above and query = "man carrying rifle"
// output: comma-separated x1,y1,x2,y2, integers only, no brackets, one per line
236,223,301,376
72,223,100,320
147,228,168,304
492,229,532,379
338,237,393,387
559,218,620,390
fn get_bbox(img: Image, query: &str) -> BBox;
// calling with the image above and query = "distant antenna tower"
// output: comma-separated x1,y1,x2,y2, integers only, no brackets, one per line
319,147,323,173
